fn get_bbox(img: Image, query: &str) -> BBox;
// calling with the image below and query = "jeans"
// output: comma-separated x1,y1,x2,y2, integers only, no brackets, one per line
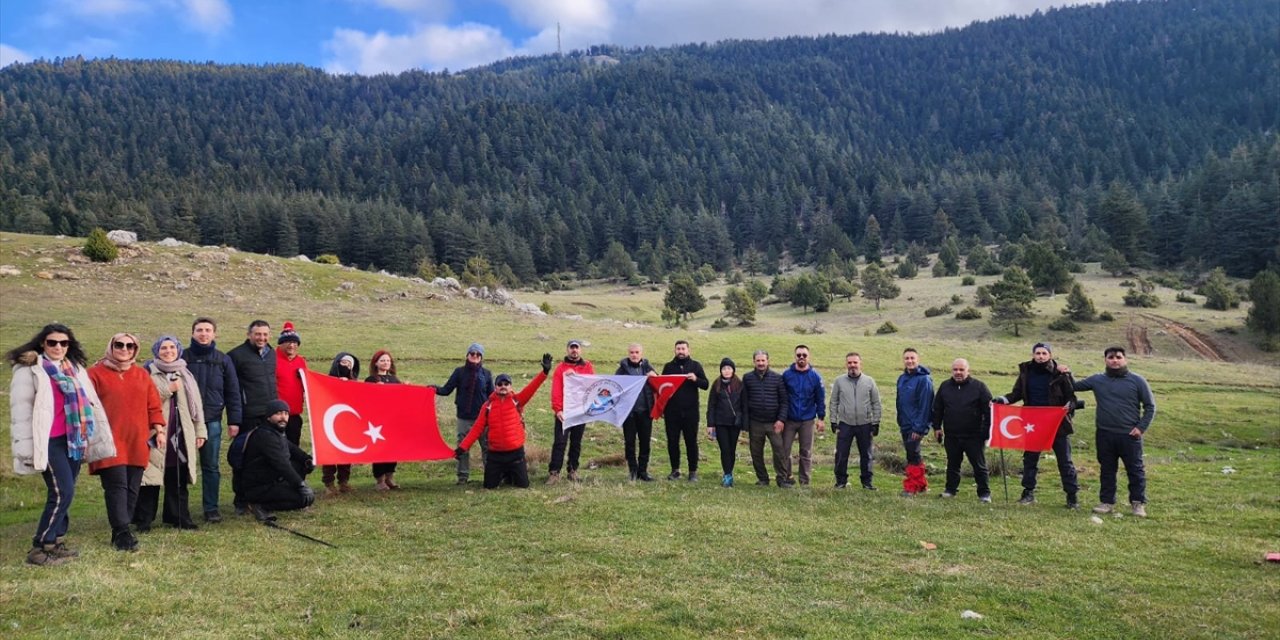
714,425,741,475
1097,430,1146,504
665,415,699,473
199,420,223,514
900,431,923,465
780,419,815,484
34,436,81,547
549,418,584,473
834,423,875,486
484,447,530,489
748,419,786,484
98,465,143,537
456,417,487,480
1021,430,1078,497
943,434,990,496
622,412,653,474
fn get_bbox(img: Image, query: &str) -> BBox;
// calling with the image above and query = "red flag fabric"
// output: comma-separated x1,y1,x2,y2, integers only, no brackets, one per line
302,369,453,465
988,403,1069,452
648,375,688,419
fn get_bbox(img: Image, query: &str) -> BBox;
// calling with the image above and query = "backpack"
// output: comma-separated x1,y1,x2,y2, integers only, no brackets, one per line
227,429,254,470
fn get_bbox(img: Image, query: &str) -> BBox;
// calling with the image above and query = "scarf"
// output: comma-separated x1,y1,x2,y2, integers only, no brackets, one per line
1105,366,1130,378
41,355,95,461
149,359,204,426
461,359,482,406
96,332,139,372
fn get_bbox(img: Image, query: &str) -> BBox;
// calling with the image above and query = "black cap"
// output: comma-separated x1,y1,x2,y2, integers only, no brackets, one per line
495,373,512,385
266,399,290,414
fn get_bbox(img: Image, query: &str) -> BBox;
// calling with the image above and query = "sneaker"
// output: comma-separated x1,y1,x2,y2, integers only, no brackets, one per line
112,531,139,552
545,472,560,486
667,471,682,481
778,479,795,489
26,545,67,566
567,470,581,483
1066,495,1079,510
338,483,355,494
637,472,655,482
834,482,848,489
940,491,957,498
1018,491,1036,505
234,505,248,516
204,510,223,523
456,477,470,485
247,504,276,522
755,479,771,487
862,483,877,491
628,470,638,482
900,490,916,497
722,474,734,488
1131,502,1147,518
979,495,992,504
687,472,698,482
1092,503,1114,514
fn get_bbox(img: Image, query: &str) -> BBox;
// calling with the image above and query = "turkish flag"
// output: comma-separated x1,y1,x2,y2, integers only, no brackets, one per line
988,403,1069,452
301,369,454,465
648,375,688,420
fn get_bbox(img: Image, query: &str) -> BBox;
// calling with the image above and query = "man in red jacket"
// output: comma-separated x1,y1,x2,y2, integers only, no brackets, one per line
548,340,594,484
274,321,308,446
455,354,553,489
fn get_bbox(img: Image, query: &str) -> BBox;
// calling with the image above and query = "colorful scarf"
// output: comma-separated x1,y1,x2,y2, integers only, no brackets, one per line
41,355,95,461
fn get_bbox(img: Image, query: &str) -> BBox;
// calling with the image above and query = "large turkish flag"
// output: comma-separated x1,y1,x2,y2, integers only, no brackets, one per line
988,403,1069,452
301,369,453,465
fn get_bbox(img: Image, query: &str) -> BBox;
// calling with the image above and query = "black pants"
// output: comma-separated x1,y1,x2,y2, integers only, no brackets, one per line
98,465,143,537
943,434,989,496
484,448,530,489
1022,430,1078,496
665,415,699,473
713,425,740,475
549,418,584,473
900,431,923,465
834,423,875,486
372,462,398,478
1097,430,1146,504
622,412,653,474
285,414,303,447
135,463,194,528
247,482,309,512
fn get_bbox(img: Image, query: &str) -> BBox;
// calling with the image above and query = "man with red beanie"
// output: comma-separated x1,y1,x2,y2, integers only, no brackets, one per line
274,321,308,446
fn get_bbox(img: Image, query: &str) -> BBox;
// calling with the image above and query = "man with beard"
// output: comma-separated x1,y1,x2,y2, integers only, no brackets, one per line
548,340,594,484
1069,347,1156,518
435,343,495,485
236,399,315,522
993,342,1080,508
660,340,709,481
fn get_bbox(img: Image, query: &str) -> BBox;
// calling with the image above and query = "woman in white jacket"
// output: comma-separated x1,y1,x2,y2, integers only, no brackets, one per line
7,324,114,566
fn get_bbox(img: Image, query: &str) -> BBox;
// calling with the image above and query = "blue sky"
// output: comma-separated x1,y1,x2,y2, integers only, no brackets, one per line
1,1,1094,74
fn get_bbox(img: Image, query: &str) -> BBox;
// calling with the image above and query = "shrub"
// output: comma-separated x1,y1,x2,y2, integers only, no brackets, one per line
539,301,552,315
1123,289,1161,308
82,228,118,263
1119,280,1136,288
955,306,983,320
875,321,899,335
950,294,963,305
710,318,730,329
1048,317,1080,332
895,260,918,279
1099,311,1116,322
1176,292,1196,304
961,276,976,286
924,305,952,318
315,254,340,265
974,285,994,307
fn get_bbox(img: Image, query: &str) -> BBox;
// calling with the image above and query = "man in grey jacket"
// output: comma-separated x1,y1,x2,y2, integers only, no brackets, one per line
828,352,881,490
1071,346,1156,517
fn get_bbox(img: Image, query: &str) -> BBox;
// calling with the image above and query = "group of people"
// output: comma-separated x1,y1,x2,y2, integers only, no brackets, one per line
10,318,1157,566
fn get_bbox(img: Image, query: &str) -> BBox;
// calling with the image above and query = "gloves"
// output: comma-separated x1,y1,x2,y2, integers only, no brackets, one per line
993,396,1009,405
541,353,553,374
301,459,316,475
871,423,880,437
454,446,467,460
299,483,316,507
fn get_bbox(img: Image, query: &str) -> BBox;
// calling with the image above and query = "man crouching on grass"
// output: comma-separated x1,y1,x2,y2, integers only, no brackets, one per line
237,399,316,521
455,354,553,489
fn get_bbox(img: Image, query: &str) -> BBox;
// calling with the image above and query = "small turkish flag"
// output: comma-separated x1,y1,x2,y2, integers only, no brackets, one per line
302,369,454,465
989,403,1068,452
648,375,688,419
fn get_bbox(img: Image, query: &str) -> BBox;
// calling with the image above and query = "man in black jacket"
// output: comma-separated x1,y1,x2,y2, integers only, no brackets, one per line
931,358,992,502
237,399,314,521
993,342,1080,508
187,317,243,524
742,350,790,487
616,343,657,481
226,319,278,513
660,340,709,481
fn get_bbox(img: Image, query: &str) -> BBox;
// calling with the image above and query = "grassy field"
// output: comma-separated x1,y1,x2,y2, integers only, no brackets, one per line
0,232,1277,639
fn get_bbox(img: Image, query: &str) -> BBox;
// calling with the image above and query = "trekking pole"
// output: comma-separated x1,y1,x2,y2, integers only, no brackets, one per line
1000,449,1009,502
263,520,338,548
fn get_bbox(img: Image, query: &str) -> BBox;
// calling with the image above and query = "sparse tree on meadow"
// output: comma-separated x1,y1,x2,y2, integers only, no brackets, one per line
860,262,900,311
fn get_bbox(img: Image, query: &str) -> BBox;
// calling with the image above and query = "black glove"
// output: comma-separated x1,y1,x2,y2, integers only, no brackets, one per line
541,353,553,374
302,459,316,475
299,483,316,507
871,423,880,437
454,446,467,460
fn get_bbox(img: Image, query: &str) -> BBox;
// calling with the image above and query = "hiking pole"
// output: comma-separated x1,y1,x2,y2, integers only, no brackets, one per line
1000,449,1009,502
262,520,338,548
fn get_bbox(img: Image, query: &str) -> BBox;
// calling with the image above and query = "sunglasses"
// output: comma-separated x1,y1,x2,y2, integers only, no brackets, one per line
44,339,70,348
113,341,138,351
795,353,809,359
496,381,512,387
467,352,482,357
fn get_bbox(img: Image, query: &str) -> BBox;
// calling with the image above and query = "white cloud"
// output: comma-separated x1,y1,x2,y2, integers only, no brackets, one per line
324,23,516,74
182,0,233,36
1,43,35,67
360,0,453,17
70,0,151,18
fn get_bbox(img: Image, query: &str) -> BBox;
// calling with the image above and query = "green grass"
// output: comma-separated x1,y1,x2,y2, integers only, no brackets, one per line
1,233,1277,639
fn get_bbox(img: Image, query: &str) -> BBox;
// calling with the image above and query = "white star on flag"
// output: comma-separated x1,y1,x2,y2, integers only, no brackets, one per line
1025,423,1036,432
364,422,385,443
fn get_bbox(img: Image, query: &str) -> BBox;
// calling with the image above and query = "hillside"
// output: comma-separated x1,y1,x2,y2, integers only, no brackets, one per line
1,0,1277,279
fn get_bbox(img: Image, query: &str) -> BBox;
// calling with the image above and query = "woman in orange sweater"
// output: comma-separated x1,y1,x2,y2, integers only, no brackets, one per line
88,333,164,551
455,354,552,489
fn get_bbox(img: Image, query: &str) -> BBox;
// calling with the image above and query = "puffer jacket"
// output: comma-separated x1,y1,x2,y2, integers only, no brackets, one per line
742,367,788,424
10,354,115,474
461,371,548,452
186,341,243,426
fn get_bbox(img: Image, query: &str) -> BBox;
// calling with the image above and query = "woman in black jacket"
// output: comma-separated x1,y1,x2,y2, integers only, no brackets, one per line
706,358,747,488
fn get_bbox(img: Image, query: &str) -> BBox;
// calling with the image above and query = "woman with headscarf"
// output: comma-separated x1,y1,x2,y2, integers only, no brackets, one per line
322,351,360,495
135,335,206,531
8,323,114,565
366,349,403,490
88,332,164,551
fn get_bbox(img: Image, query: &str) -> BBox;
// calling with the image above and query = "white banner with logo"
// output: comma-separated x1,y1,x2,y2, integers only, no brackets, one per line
562,374,648,429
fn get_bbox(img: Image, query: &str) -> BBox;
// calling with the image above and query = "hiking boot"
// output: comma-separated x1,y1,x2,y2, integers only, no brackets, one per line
1066,494,1079,509
545,472,560,486
247,504,276,522
862,483,877,491
667,470,682,481
204,510,223,523
628,470,638,482
1092,503,1114,514
1018,491,1036,505
567,470,581,483
338,483,355,494
26,545,67,566
687,472,698,482
940,491,957,499
112,530,139,552
756,479,771,487
979,495,992,504
48,539,78,559
834,482,848,489
722,473,734,488
778,479,795,489
1131,502,1147,518
637,472,655,482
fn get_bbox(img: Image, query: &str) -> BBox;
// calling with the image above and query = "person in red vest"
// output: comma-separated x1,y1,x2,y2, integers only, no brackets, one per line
274,321,308,446
455,354,553,489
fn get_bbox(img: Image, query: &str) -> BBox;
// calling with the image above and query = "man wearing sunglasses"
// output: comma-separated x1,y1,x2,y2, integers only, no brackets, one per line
454,354,553,489
780,344,826,486
434,343,495,485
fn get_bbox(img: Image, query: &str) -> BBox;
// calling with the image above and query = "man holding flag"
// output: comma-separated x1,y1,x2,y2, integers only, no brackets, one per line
931,358,993,502
660,340,708,482
548,340,594,485
993,342,1080,508
615,344,657,482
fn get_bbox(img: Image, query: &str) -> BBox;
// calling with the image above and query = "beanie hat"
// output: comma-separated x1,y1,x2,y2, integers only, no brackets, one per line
468,342,484,357
278,321,301,345
266,399,290,414
495,373,512,385
719,357,736,371
1033,342,1052,354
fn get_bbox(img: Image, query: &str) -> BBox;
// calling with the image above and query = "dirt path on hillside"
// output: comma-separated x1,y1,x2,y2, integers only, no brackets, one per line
1126,316,1153,356
1140,313,1227,361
